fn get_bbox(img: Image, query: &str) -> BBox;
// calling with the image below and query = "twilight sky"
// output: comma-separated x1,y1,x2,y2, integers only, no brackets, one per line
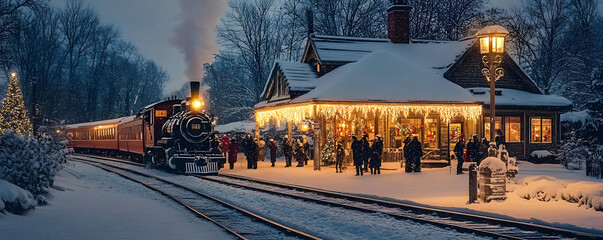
51,0,227,95
48,0,600,96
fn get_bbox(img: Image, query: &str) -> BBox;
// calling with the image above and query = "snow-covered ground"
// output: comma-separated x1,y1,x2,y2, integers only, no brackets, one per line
223,155,603,233
0,161,233,240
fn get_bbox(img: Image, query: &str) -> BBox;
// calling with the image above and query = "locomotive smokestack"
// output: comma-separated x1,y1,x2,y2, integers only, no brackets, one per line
190,81,200,100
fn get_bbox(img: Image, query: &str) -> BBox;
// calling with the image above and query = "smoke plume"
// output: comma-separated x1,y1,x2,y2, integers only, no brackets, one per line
170,0,225,83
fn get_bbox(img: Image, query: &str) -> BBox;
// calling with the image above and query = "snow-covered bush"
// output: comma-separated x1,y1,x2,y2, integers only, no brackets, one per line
0,131,66,194
0,179,37,214
515,176,603,211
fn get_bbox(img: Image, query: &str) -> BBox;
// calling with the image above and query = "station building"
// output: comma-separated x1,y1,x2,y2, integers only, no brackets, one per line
254,1,571,166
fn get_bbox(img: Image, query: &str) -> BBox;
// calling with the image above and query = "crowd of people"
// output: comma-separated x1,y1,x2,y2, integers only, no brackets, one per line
219,129,505,175
350,133,384,176
219,134,310,169
453,130,504,175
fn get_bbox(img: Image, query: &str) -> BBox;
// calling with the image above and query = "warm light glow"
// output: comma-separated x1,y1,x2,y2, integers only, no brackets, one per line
479,37,490,54
192,100,203,110
255,103,482,128
301,124,309,131
56,130,61,134
10,72,16,77
493,36,504,53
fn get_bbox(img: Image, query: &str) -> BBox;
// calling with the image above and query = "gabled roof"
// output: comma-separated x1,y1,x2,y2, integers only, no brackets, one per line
293,50,480,104
307,35,474,75
261,61,317,100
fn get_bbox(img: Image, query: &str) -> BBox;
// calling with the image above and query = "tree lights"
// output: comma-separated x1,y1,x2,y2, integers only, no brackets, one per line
255,103,482,128
0,73,33,135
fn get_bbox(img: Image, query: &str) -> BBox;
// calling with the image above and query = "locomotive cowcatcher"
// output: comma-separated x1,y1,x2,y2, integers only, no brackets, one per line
66,81,226,174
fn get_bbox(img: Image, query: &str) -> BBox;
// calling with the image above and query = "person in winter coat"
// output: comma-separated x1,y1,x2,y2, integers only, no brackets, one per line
220,135,230,158
466,138,475,162
454,137,466,175
478,138,489,165
468,134,480,163
351,136,363,176
282,135,293,167
335,141,345,173
407,137,423,172
295,140,305,167
360,133,370,172
302,135,310,165
258,138,266,162
227,137,238,169
495,129,505,148
403,137,412,173
370,135,383,174
269,139,278,167
249,138,259,169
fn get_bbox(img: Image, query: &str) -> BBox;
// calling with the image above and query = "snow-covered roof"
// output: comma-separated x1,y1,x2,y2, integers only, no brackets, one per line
560,110,591,123
293,50,480,104
277,61,317,91
118,115,139,124
65,117,125,129
214,121,255,133
475,25,509,36
467,88,572,107
261,61,318,99
311,35,474,75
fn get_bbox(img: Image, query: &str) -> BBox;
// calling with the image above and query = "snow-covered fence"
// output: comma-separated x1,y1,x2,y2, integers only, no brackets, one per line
0,131,67,195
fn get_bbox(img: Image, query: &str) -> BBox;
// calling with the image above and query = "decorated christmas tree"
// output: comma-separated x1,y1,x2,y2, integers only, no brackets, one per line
0,73,33,135
321,130,335,165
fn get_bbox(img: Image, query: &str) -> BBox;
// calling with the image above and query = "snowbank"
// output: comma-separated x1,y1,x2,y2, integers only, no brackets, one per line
0,179,36,214
215,121,255,133
515,176,603,211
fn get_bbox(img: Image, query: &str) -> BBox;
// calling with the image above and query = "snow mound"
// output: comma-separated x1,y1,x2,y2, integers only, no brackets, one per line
479,157,507,174
0,179,36,214
514,176,603,211
215,121,255,133
530,150,553,158
514,177,564,201
562,182,603,211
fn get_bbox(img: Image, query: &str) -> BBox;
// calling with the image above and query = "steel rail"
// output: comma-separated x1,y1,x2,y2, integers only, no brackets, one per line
72,156,321,240
212,173,601,240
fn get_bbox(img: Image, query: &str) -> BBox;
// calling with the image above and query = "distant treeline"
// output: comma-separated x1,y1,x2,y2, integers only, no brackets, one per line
0,0,167,123
204,0,602,123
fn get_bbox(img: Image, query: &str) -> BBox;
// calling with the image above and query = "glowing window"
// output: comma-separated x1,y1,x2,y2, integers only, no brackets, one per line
531,118,552,143
484,116,502,141
505,117,521,142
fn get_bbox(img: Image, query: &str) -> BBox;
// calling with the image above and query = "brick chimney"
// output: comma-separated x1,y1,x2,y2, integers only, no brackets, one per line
387,0,411,44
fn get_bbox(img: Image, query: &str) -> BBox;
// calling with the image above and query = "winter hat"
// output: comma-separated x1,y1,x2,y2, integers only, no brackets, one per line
270,139,274,142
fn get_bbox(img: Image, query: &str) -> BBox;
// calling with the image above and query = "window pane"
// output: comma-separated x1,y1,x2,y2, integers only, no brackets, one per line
531,118,542,142
480,37,490,54
505,117,521,142
484,116,501,141
542,119,552,143
424,118,438,148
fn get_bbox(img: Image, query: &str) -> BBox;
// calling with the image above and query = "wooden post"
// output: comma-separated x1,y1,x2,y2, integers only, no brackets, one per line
313,106,321,171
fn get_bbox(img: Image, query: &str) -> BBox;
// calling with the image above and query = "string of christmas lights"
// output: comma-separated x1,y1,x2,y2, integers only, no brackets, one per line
255,103,482,127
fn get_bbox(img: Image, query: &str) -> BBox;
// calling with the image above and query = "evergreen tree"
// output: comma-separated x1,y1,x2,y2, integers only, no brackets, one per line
321,130,335,165
0,73,33,135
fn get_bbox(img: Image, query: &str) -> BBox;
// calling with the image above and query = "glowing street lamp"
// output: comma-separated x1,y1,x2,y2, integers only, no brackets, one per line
476,25,508,142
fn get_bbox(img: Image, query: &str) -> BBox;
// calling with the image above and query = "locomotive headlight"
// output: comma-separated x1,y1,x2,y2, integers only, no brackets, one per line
192,100,203,110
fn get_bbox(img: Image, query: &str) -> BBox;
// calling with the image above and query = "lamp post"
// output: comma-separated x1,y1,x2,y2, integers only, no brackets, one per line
476,25,508,142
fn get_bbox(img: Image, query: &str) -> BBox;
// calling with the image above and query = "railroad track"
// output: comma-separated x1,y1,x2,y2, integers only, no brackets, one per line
72,155,320,240
72,154,601,239
200,173,602,240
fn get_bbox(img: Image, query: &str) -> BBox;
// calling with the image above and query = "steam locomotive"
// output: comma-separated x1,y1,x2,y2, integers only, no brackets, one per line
66,82,226,174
